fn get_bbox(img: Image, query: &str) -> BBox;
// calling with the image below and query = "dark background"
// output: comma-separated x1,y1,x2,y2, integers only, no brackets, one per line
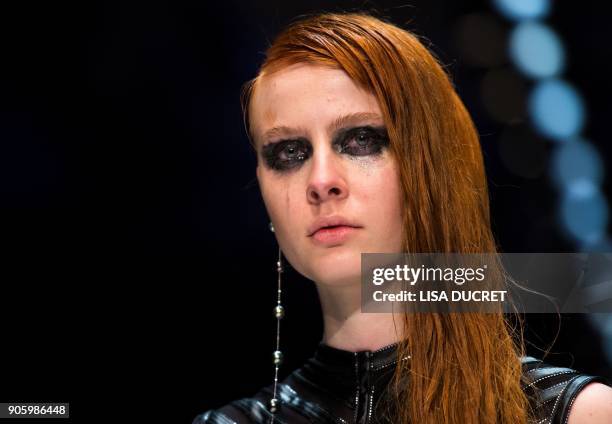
0,0,611,423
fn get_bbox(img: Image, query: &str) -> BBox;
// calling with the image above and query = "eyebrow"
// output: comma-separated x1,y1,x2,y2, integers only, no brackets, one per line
261,125,308,142
329,111,384,133
260,112,384,143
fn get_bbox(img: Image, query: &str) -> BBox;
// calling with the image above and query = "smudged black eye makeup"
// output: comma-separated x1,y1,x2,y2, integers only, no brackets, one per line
261,138,312,171
260,125,389,172
333,126,390,156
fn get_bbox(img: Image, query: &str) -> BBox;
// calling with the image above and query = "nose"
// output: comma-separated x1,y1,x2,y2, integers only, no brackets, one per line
306,147,348,204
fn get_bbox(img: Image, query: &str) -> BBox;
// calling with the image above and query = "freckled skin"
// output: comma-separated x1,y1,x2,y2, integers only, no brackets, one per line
251,63,404,287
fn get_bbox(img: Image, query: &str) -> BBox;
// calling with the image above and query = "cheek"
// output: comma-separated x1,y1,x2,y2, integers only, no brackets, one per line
260,177,287,225
263,180,313,277
361,164,403,227
260,176,304,246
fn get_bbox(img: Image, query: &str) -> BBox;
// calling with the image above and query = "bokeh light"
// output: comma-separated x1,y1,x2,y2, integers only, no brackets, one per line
560,190,609,244
480,68,527,123
509,22,565,78
451,13,508,67
551,138,603,192
493,0,551,21
528,79,585,140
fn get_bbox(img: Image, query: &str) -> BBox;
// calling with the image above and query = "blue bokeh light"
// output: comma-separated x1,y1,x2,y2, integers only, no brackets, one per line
509,22,564,78
560,189,609,244
551,138,603,191
493,0,551,21
529,79,585,140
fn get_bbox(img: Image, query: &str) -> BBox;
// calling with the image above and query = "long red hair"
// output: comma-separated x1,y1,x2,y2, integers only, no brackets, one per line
241,12,532,424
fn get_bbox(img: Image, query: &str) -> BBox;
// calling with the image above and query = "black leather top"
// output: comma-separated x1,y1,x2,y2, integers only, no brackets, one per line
193,341,610,424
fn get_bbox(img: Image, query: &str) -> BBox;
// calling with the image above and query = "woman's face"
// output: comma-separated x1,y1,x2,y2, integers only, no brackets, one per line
251,63,404,287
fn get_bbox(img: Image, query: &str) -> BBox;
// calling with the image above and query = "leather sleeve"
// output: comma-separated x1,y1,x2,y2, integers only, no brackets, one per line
521,356,612,424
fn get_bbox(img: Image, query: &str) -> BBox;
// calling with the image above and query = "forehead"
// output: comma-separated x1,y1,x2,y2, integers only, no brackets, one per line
249,63,382,144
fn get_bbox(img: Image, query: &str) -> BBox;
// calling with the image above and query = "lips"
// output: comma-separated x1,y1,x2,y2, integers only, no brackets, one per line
310,225,359,245
307,215,362,237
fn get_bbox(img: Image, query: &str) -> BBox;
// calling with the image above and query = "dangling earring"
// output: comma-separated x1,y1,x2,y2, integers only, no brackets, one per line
268,221,284,419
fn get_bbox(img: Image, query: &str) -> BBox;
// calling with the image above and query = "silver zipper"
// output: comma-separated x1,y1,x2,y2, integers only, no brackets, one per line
367,385,375,423
364,351,372,423
354,353,359,424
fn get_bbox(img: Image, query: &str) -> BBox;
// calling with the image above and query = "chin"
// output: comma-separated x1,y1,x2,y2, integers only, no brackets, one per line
309,248,362,286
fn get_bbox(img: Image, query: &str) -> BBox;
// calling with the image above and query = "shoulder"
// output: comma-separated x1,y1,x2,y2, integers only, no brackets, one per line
521,356,612,424
191,391,272,424
192,379,319,424
566,382,612,424
192,409,233,424
191,381,277,424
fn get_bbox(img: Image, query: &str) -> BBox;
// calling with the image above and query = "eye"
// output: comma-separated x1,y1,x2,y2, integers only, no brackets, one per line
336,127,389,156
261,139,312,171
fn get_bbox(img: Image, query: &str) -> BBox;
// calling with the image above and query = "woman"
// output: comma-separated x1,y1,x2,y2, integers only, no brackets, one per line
194,12,612,423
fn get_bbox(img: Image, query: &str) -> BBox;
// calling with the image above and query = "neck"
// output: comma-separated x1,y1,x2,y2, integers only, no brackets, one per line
315,281,404,352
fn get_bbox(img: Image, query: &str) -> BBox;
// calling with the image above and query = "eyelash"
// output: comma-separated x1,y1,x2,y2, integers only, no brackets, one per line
261,126,390,172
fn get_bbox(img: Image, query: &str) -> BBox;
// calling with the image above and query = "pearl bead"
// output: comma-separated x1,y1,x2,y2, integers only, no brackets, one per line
274,305,285,319
269,397,279,413
273,350,283,365
269,222,275,232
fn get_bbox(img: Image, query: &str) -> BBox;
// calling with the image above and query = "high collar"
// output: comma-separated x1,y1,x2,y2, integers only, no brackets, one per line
312,341,403,375
286,341,409,423
296,341,407,403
